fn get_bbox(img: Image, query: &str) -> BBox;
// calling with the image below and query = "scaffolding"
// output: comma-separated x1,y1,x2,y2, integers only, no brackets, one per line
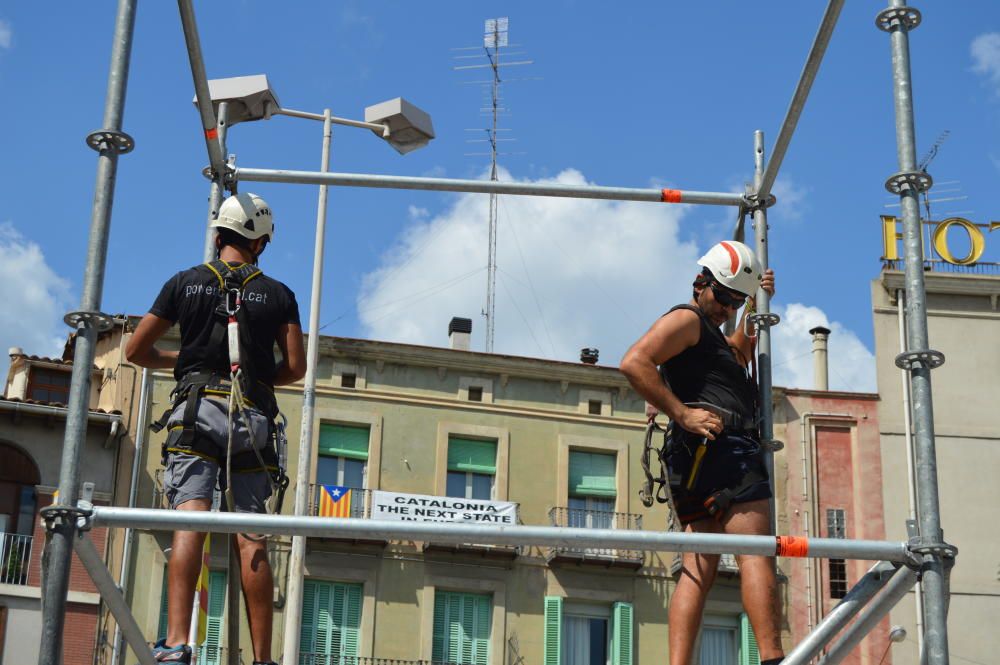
37,0,956,664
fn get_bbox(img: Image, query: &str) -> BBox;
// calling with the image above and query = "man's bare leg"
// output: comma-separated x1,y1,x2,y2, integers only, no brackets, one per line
724,498,784,661
166,498,212,647
669,518,722,665
237,533,273,662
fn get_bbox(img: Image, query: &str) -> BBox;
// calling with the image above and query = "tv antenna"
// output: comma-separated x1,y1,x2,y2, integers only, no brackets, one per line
452,17,534,353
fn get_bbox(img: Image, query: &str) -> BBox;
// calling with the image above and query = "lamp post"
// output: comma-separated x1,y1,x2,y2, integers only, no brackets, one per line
192,75,434,665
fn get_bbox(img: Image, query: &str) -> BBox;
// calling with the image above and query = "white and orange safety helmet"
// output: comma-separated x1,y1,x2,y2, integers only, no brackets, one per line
212,193,274,242
697,240,762,296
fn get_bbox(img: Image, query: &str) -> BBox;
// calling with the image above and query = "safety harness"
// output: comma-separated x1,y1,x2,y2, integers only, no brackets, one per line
151,260,289,513
639,402,766,524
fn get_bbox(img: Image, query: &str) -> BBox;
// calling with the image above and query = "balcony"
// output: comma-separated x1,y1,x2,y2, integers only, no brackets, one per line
0,533,34,585
300,658,452,665
546,507,644,569
306,486,386,548
670,552,740,577
422,503,521,561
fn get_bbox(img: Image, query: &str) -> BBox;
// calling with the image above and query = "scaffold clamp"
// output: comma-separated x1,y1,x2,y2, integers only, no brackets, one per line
908,535,957,560
40,503,94,532
884,170,932,195
748,312,781,329
64,310,115,332
894,349,945,370
85,129,135,154
761,439,784,452
744,193,778,213
875,6,922,32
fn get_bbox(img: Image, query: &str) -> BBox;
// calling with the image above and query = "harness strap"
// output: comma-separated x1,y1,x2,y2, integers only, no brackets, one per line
702,468,768,521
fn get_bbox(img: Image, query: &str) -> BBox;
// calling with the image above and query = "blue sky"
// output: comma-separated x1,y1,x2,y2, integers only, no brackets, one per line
1,2,998,391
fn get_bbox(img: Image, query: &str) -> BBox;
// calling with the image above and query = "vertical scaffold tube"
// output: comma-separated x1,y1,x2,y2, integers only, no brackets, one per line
752,130,777,529
202,101,229,262
283,108,334,665
37,2,137,664
176,0,226,181
882,2,951,664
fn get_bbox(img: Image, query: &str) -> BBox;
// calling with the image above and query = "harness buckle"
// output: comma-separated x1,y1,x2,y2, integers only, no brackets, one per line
225,287,242,316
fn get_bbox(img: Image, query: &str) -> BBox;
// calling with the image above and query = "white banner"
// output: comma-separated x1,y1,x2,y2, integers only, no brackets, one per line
371,490,517,524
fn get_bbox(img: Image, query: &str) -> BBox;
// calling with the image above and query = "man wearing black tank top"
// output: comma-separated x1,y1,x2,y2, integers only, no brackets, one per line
621,240,783,665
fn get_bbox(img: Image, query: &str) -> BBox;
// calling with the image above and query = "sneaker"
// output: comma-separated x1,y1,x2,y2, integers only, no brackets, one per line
151,639,192,664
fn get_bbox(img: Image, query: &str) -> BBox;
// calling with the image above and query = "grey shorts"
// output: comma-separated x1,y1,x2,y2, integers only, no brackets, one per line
163,396,273,513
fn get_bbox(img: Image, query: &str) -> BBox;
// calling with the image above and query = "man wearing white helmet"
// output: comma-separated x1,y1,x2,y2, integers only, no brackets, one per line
621,240,783,665
127,193,305,665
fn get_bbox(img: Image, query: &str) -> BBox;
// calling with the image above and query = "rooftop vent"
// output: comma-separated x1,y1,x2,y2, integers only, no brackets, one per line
448,317,473,351
580,348,599,365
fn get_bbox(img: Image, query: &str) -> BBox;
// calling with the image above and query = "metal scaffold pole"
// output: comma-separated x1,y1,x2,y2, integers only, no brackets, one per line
202,101,230,263
283,108,334,665
877,2,955,664
37,1,137,664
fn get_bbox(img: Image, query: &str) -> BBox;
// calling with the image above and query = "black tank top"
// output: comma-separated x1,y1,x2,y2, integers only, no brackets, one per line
658,304,756,423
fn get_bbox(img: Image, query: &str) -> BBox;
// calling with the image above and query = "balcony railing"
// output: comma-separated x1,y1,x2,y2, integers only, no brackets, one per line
300,656,455,665
0,532,33,585
308,486,371,519
547,507,644,565
882,258,1000,275
194,645,238,665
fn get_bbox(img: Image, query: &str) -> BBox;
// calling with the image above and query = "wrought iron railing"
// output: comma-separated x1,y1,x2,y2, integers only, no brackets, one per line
0,532,33,585
308,486,371,519
882,258,1000,275
193,645,235,665
299,656,455,665
548,507,643,560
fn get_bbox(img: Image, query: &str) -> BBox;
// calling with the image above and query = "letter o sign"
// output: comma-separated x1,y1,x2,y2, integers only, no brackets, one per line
932,217,986,265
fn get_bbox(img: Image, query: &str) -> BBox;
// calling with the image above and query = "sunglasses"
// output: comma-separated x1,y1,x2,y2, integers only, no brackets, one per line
710,282,747,308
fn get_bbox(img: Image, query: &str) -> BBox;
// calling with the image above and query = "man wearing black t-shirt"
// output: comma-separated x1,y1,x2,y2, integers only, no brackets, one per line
127,193,305,665
621,241,783,665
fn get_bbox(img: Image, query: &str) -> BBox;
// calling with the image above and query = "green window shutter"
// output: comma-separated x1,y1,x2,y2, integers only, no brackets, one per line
432,591,492,665
330,583,345,660
315,581,334,659
740,612,760,665
543,596,563,665
611,602,634,665
319,424,370,460
342,583,362,660
432,591,448,662
447,437,497,474
157,568,169,641
299,580,318,661
568,451,617,497
202,571,227,665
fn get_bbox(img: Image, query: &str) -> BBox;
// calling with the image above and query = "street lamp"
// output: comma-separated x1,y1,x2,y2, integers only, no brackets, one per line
192,74,433,665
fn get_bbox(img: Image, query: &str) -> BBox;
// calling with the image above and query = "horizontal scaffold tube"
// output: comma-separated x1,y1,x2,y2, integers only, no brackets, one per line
234,167,748,207
89,507,911,563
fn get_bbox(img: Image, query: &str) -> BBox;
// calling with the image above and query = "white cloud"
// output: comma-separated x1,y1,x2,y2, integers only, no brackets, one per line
0,19,11,49
770,302,876,393
971,32,1000,90
0,223,73,358
770,176,809,222
357,167,701,363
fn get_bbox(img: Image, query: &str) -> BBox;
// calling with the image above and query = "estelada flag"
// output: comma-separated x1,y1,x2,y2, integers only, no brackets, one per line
318,485,352,518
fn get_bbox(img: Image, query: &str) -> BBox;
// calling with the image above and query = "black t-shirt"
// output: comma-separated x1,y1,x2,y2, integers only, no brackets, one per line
658,304,756,424
150,262,301,385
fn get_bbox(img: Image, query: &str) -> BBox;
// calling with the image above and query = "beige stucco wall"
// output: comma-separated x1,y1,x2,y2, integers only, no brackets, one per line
872,270,1000,665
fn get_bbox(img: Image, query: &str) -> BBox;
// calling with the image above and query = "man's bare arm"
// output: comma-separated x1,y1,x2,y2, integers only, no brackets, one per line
620,309,723,439
125,314,177,369
273,323,306,386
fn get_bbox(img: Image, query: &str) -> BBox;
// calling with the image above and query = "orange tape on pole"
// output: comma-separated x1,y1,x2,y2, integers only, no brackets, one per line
661,188,683,203
205,127,219,140
776,535,809,557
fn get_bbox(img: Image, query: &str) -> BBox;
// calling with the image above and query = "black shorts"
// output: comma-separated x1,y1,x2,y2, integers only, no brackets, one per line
667,431,772,525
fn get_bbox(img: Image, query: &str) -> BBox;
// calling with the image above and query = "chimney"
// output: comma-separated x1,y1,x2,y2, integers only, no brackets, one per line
809,326,831,391
448,317,472,351
580,347,599,365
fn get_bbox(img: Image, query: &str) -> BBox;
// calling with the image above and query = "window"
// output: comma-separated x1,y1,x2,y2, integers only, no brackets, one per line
567,451,616,528
446,437,497,500
341,373,357,388
827,508,847,599
587,400,602,415
316,424,370,518
299,580,362,665
542,597,633,665
159,568,227,665
701,614,757,665
468,386,484,402
432,591,491,665
27,367,71,404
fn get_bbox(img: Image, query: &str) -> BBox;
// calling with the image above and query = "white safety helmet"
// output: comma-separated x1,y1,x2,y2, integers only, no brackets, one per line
212,193,274,242
696,240,762,296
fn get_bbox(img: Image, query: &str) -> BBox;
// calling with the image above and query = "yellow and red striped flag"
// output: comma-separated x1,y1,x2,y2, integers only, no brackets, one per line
195,536,210,645
318,485,352,518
